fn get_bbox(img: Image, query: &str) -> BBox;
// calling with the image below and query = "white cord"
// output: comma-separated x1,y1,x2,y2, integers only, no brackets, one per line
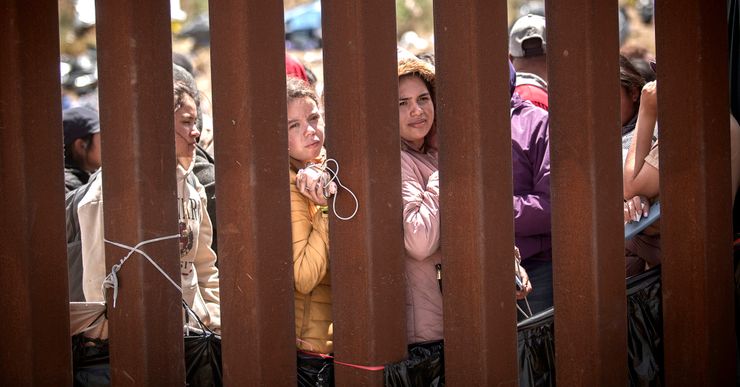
103,234,181,307
515,257,533,318
323,158,359,221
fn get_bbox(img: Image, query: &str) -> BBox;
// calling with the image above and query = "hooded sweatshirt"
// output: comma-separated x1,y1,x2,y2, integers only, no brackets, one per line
398,57,443,343
77,158,220,338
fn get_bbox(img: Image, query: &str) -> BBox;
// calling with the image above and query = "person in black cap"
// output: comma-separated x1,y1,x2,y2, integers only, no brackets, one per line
63,106,102,192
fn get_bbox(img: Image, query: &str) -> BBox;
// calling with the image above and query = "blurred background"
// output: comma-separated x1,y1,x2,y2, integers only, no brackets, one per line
56,0,655,130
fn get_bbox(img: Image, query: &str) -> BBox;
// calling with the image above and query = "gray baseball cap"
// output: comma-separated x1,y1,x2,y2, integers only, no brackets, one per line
509,14,546,58
63,106,100,146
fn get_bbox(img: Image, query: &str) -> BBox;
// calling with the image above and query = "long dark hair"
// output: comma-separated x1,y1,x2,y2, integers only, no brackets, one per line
173,64,201,129
619,54,645,117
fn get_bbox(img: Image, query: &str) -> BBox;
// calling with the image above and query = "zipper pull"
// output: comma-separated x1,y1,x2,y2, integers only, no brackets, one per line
435,263,442,294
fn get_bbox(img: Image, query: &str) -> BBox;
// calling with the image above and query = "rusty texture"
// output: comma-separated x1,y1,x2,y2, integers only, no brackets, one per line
322,0,408,385
546,1,628,385
95,1,184,385
433,0,518,385
0,1,71,385
655,1,736,385
209,0,297,385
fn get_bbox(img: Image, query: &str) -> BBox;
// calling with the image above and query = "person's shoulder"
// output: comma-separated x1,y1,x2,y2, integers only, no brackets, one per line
77,171,104,208
514,86,548,110
512,95,548,119
64,167,87,192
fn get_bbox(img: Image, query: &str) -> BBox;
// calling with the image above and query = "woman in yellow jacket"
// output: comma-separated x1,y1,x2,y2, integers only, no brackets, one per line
286,77,337,355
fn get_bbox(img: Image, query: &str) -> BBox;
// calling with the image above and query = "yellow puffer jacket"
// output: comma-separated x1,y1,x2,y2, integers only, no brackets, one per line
289,168,333,354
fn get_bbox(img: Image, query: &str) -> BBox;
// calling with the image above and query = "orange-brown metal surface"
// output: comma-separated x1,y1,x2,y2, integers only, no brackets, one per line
547,1,628,385
209,0,297,385
322,0,408,385
96,1,184,385
0,1,72,384
656,1,737,384
434,0,519,385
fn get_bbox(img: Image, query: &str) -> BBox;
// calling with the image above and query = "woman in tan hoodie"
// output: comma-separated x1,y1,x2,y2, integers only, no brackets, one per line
286,77,336,354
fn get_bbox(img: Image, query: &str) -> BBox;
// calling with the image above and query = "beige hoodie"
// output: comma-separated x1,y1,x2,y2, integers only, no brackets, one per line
77,161,220,338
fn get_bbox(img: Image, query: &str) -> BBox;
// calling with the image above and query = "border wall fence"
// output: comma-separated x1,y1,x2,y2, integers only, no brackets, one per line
1,0,735,385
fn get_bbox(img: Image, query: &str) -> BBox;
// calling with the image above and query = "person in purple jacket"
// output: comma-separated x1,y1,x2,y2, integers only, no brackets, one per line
509,61,553,318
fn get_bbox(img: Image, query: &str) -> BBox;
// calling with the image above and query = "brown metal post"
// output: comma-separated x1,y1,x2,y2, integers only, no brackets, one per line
95,1,185,385
547,2,628,386
209,1,297,385
322,1,408,385
0,2,72,385
434,1,518,385
655,1,736,384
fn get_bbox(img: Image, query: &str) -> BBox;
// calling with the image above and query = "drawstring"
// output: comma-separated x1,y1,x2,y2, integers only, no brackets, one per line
322,158,359,221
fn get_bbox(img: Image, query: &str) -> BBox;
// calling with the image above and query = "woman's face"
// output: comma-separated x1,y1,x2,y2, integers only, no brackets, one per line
398,75,434,149
287,96,325,163
620,86,638,126
174,94,199,159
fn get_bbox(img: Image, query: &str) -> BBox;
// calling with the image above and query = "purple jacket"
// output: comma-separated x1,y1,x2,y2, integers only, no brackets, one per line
511,94,552,262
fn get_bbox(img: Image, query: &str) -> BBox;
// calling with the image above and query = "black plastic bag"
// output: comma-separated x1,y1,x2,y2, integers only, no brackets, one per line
518,308,555,387
184,330,222,387
71,302,223,387
384,340,445,387
71,332,223,387
72,335,110,387
297,351,334,387
626,267,663,387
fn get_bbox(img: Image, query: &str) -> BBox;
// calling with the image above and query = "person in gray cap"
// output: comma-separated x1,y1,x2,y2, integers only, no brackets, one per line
63,106,102,192
509,14,549,110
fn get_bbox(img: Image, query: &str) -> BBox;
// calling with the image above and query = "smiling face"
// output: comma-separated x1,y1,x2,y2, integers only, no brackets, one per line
287,96,325,163
398,75,434,149
174,94,199,160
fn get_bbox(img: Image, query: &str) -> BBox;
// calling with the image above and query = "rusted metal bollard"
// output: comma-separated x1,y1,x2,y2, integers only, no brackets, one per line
322,1,408,385
96,1,184,385
547,1,628,385
210,1,297,385
656,1,736,385
434,1,519,385
1,1,71,384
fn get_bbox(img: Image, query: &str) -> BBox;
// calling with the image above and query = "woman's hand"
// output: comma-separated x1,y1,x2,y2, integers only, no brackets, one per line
515,263,533,300
624,195,650,224
296,167,337,206
640,81,657,112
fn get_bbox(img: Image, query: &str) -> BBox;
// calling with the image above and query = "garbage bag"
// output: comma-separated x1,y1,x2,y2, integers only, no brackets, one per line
517,308,555,387
297,351,334,387
626,267,663,387
71,330,223,387
384,340,445,387
516,266,663,387
184,330,222,387
72,335,110,387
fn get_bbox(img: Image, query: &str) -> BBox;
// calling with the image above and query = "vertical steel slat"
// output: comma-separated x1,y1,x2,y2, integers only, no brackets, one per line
0,1,71,385
433,1,518,385
209,1,297,385
95,1,185,385
547,1,628,385
322,1,408,385
655,1,736,384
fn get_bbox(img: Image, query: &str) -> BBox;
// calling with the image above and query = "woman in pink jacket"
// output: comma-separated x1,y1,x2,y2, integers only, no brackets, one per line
397,56,444,344
397,55,533,345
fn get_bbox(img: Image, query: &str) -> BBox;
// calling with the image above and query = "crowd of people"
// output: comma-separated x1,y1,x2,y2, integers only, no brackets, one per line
60,10,740,386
